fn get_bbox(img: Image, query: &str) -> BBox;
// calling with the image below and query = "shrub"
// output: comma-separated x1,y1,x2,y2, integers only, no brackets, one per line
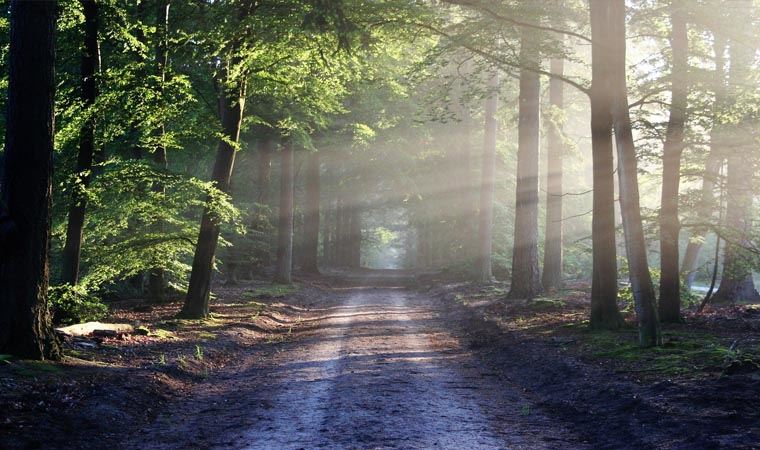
49,284,108,325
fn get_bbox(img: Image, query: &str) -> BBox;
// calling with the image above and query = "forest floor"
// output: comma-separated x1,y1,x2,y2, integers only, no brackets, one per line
1,269,759,449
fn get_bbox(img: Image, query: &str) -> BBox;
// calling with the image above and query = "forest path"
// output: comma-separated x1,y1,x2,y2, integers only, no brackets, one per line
134,283,581,449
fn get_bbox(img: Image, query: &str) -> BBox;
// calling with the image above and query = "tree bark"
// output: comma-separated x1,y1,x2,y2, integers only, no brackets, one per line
476,68,499,282
301,151,321,273
61,0,100,285
274,140,295,283
589,0,624,330
0,0,61,359
658,0,688,322
508,32,542,300
609,0,660,347
542,55,565,292
181,73,245,318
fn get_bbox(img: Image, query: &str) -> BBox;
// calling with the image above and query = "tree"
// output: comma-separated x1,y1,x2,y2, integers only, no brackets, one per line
588,0,624,330
711,22,760,304
181,66,246,318
658,0,688,322
274,139,295,283
507,30,543,300
609,0,660,346
542,53,565,292
301,151,321,273
0,0,61,359
61,0,100,285
148,0,171,303
680,35,727,291
476,67,499,282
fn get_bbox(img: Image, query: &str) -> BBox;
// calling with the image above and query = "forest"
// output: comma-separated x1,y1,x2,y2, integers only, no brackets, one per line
1,0,760,448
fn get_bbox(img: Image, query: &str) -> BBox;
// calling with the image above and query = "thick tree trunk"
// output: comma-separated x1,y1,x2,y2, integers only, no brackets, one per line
274,140,295,283
0,0,61,360
476,69,499,282
181,76,244,318
680,37,727,290
301,152,321,273
658,0,688,322
542,56,565,292
61,0,99,285
609,0,660,347
148,0,170,303
589,0,624,330
508,33,542,300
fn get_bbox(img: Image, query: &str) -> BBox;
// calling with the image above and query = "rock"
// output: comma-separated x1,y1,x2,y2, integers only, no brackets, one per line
56,322,134,338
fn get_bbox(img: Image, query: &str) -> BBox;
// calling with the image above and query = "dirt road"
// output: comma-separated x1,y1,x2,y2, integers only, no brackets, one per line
134,286,582,449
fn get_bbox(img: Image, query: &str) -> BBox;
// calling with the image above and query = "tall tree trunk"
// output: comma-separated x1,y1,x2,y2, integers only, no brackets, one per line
508,32,542,300
0,0,61,360
712,24,760,304
476,68,499,282
274,140,295,283
61,0,99,285
181,72,245,319
148,0,170,303
589,0,624,330
455,60,476,265
301,151,321,273
610,0,660,347
680,36,727,290
658,0,688,322
542,55,565,292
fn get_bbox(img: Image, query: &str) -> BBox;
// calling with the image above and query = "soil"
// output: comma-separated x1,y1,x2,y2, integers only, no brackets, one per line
2,270,759,449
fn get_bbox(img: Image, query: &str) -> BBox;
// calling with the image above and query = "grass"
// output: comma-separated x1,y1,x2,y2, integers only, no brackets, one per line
12,361,63,378
245,283,299,300
151,328,177,340
527,297,566,310
579,329,760,375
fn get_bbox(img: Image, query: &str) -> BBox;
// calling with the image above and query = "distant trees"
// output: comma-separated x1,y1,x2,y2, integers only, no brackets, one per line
274,140,295,284
711,14,760,304
0,0,61,359
541,53,565,293
301,152,321,274
476,68,499,283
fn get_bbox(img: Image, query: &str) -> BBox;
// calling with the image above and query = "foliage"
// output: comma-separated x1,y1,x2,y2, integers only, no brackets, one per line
48,284,108,325
52,159,241,292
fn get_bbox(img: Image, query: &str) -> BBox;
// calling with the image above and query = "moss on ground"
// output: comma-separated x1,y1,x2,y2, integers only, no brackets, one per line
244,284,299,300
578,329,760,375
